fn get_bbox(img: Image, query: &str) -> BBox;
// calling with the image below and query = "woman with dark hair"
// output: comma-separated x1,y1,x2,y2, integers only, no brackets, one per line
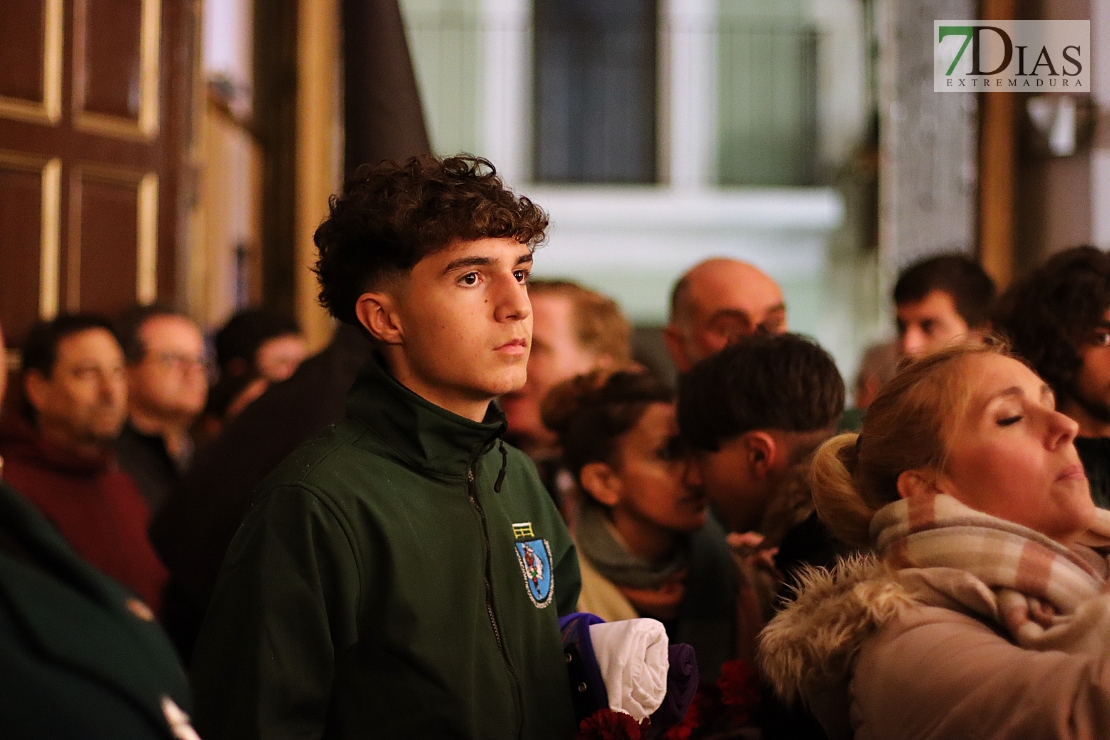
543,370,761,681
760,340,1110,739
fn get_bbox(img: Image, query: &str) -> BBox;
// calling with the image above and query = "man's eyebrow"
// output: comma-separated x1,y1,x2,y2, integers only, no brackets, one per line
441,256,492,275
706,308,753,322
441,252,533,275
764,303,787,315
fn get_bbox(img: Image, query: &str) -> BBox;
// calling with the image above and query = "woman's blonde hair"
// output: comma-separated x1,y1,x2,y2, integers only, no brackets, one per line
809,340,1009,548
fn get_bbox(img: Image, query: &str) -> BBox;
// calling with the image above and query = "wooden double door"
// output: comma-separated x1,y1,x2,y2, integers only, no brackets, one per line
0,0,196,349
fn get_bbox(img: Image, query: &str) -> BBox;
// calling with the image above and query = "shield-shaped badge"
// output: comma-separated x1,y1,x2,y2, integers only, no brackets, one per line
514,538,554,607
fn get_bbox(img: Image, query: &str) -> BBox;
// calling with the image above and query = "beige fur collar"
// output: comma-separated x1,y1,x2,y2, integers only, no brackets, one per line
758,554,919,706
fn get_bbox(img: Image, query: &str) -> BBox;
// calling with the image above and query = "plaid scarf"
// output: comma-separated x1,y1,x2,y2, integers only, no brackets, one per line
871,493,1110,650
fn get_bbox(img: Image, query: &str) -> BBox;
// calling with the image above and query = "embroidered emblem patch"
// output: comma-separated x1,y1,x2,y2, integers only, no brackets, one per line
514,538,554,608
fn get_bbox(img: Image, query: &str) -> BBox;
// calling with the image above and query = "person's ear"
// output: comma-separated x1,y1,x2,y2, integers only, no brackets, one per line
744,431,777,480
23,369,48,412
355,291,404,345
579,461,623,507
896,468,943,499
662,323,691,373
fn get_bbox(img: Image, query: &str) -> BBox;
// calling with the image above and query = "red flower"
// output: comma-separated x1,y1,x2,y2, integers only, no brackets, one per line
662,695,699,740
576,709,650,740
716,659,761,727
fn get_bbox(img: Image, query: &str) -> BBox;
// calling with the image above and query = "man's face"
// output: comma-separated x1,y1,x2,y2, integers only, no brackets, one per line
896,290,971,357
128,315,208,423
668,262,786,372
690,438,769,533
27,328,127,449
500,292,599,450
1068,309,1110,429
383,237,533,417
255,334,307,383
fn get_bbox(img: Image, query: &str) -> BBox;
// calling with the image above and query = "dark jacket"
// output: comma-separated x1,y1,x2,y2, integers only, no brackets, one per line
0,479,192,738
151,324,372,659
114,421,183,516
190,355,582,740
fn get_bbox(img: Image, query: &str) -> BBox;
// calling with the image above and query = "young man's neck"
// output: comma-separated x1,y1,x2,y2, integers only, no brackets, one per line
381,354,492,424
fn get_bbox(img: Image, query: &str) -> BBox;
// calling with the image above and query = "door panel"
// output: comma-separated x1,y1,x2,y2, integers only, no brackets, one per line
0,152,60,339
74,0,160,139
0,0,63,124
0,0,192,350
68,165,155,314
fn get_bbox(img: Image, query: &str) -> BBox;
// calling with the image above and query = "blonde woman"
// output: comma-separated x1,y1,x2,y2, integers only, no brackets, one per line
760,341,1110,739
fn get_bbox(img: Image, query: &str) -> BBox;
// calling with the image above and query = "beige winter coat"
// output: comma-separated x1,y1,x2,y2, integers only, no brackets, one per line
759,555,1110,740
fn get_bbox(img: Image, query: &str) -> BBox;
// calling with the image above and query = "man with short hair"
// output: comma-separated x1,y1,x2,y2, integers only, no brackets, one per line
995,245,1110,508
663,258,787,372
678,334,845,564
0,314,168,612
893,254,995,357
191,155,580,740
677,334,845,740
114,305,208,513
501,280,630,514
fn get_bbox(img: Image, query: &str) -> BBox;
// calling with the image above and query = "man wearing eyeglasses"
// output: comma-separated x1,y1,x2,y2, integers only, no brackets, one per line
114,305,209,515
663,258,788,373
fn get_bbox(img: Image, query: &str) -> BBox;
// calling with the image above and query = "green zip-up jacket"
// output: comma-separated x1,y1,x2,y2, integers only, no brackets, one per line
191,355,581,740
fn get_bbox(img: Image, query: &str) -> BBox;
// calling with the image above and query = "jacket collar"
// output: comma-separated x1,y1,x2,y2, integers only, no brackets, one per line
345,353,506,478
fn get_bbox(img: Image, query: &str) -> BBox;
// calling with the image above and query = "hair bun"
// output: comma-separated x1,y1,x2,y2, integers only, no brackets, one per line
540,368,615,436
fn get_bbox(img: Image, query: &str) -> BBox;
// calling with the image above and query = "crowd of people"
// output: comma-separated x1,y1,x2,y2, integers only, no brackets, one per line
2,153,1110,739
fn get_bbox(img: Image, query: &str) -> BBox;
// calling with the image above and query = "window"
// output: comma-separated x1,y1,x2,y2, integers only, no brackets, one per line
533,0,657,183
717,22,819,186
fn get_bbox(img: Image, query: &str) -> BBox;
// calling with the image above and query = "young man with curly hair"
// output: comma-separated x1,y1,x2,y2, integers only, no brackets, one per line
994,245,1110,508
191,156,581,740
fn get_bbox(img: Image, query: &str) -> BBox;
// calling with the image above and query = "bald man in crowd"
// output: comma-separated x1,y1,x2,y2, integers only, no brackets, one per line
663,258,787,372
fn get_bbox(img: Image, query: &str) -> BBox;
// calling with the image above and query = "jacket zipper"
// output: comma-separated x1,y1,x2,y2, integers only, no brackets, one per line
468,465,524,738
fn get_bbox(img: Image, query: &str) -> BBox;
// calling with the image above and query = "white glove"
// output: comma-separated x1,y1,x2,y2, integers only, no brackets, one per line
588,618,669,721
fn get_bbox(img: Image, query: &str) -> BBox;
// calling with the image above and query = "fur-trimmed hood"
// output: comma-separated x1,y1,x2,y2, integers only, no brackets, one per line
757,554,920,734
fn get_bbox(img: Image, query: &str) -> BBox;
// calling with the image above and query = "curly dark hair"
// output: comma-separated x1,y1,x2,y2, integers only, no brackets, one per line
313,154,549,324
993,245,1110,405
677,333,845,451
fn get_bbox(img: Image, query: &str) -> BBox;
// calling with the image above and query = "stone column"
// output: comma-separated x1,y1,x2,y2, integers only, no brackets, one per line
876,0,978,281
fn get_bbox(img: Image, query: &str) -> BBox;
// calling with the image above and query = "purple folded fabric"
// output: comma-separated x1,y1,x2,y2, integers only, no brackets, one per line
645,643,699,739
559,612,610,721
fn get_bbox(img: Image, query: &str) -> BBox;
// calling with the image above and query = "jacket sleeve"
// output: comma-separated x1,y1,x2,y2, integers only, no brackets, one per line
552,527,582,617
852,601,1110,740
189,485,362,740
